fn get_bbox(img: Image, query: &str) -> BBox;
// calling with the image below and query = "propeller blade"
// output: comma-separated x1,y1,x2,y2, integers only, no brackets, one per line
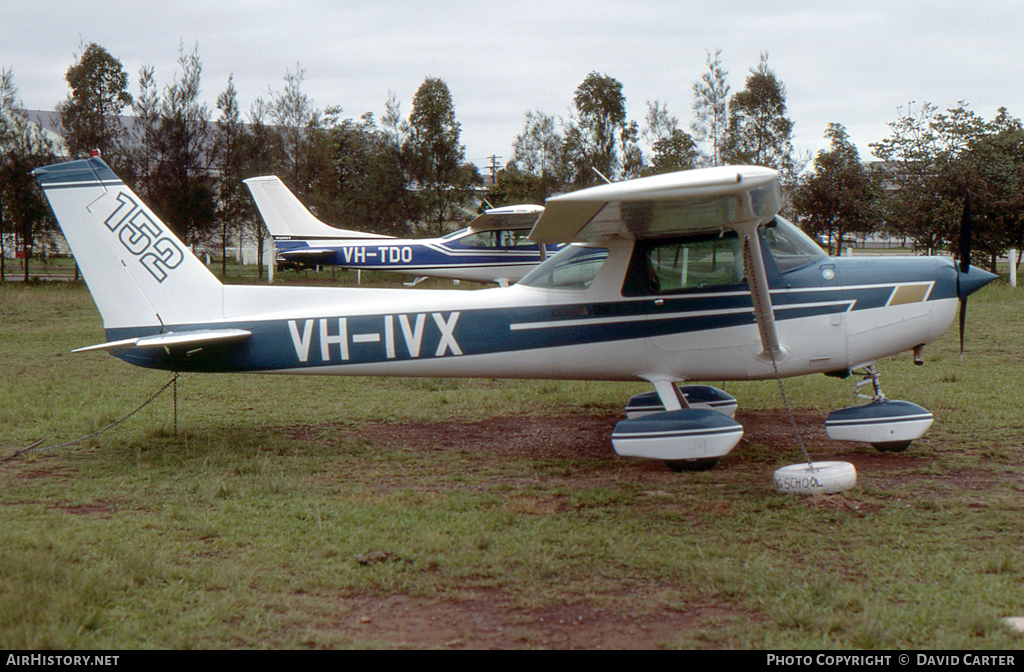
959,297,967,362
959,190,970,360
959,190,972,275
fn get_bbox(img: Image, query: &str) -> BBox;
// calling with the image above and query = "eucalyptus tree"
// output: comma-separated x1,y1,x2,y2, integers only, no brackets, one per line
56,42,132,166
722,53,796,177
691,48,730,166
505,109,564,202
147,42,215,246
0,68,59,280
642,100,698,175
125,64,160,199
791,123,881,255
213,74,249,275
404,77,481,236
238,98,285,278
563,72,639,186
267,64,321,196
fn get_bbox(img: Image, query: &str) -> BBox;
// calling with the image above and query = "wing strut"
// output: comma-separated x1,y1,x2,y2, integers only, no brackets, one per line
735,192,786,363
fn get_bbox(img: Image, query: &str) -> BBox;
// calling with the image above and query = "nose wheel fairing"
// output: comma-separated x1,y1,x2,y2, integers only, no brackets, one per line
824,366,934,452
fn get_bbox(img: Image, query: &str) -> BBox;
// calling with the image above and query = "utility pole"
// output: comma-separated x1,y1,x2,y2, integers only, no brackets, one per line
487,155,502,186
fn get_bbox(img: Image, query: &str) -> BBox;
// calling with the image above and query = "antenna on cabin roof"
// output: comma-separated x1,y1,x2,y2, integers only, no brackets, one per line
591,166,612,184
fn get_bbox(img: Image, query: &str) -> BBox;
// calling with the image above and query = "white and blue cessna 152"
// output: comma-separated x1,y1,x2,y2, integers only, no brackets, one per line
33,157,996,471
244,174,548,286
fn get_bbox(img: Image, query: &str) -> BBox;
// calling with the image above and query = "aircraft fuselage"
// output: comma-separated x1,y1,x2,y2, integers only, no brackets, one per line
108,237,961,384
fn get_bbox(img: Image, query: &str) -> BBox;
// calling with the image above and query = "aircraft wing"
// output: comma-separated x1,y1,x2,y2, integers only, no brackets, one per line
466,204,544,232
528,166,780,244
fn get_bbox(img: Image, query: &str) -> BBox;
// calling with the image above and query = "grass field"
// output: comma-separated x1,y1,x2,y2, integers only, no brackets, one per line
1,276,1022,650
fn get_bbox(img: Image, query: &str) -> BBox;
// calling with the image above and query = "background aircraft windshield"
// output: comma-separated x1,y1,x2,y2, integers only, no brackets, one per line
519,245,610,290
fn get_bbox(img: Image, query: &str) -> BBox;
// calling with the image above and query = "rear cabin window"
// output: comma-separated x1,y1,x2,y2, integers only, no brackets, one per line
457,229,536,249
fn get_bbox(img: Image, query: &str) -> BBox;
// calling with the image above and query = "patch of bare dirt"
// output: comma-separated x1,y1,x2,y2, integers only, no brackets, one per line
320,592,745,650
280,408,1017,648
289,409,931,473
55,500,119,518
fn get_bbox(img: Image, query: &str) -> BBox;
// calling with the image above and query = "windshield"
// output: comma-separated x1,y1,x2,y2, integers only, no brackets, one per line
518,244,610,290
761,217,826,272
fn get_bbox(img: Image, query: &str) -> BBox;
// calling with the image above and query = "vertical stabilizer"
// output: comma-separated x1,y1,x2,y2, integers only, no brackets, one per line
33,158,224,330
243,175,391,240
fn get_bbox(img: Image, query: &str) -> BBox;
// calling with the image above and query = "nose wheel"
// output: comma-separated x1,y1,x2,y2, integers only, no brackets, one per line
825,364,934,452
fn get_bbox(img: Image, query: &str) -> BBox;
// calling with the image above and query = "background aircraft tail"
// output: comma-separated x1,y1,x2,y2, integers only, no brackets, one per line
243,175,391,240
33,158,225,331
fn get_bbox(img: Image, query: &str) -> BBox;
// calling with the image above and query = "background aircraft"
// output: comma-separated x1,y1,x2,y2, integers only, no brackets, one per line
244,175,548,286
34,158,995,472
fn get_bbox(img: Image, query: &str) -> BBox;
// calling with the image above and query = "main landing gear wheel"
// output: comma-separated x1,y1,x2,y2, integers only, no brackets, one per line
772,461,857,495
665,457,720,472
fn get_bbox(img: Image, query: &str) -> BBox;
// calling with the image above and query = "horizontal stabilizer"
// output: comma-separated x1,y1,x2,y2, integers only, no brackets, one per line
74,329,251,353
277,249,336,259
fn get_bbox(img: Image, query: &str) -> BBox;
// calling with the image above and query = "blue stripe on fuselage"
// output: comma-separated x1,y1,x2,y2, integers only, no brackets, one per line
275,239,546,270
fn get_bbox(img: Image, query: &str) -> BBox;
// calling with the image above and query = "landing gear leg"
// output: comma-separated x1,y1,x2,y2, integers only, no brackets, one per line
854,364,885,402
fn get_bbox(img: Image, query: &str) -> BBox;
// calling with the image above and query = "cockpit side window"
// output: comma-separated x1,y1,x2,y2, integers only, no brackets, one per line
622,232,745,296
459,231,496,248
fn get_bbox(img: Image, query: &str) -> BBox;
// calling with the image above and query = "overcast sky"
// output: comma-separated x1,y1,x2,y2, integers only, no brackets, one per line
4,0,1024,172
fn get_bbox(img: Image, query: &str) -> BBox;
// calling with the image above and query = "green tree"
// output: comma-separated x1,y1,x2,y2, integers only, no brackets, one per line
870,102,991,257
314,112,415,237
563,72,638,186
267,64,323,195
405,77,481,236
933,107,1024,270
691,48,730,166
0,68,60,281
504,110,564,202
125,64,161,199
791,123,881,255
966,109,1024,270
56,42,132,165
642,101,698,175
213,74,248,276
722,53,795,176
483,164,548,208
239,97,286,279
148,42,215,246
